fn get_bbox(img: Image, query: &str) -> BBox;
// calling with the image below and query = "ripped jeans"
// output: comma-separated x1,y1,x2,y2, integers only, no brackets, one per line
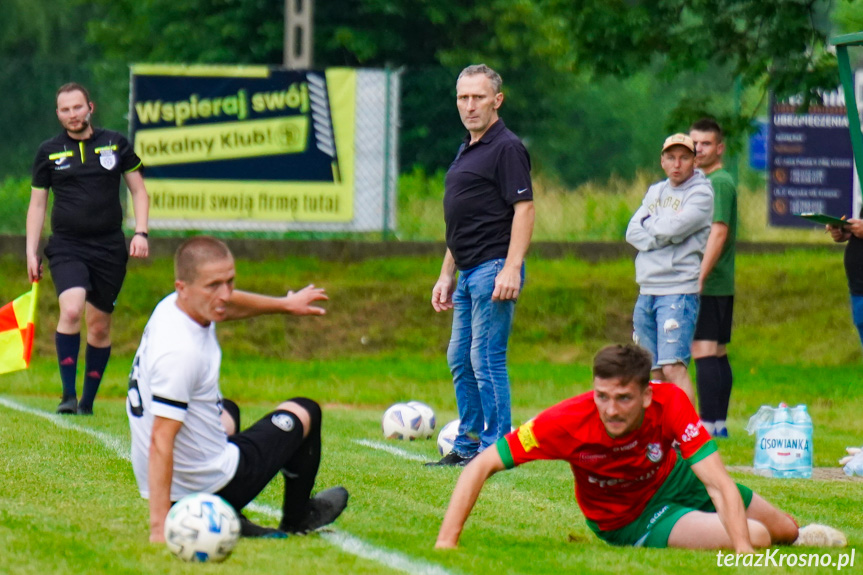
632,294,699,369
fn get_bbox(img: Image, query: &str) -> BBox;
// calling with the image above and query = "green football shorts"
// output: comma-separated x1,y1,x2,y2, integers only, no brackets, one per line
588,456,753,548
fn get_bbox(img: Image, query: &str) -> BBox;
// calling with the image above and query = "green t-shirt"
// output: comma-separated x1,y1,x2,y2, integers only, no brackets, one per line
703,168,737,296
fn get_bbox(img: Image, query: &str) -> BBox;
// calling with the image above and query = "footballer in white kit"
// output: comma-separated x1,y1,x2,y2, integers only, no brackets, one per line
126,236,347,542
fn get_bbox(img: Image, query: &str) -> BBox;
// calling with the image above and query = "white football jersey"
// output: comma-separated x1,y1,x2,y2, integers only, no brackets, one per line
127,292,239,500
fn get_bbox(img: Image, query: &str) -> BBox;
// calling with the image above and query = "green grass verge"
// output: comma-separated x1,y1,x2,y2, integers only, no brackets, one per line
1,250,861,573
1,247,858,365
1,389,860,575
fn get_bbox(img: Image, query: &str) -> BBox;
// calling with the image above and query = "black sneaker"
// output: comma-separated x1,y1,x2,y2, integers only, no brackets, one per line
238,514,288,539
424,452,474,467
281,486,349,534
56,396,78,415
77,405,93,416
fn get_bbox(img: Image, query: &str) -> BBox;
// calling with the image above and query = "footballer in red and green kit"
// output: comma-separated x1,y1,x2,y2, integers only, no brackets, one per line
436,345,801,552
498,383,714,531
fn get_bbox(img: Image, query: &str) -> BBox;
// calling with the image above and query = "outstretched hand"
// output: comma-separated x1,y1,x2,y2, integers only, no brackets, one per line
284,284,328,315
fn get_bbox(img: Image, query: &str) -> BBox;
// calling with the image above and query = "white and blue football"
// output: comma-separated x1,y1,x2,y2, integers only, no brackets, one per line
164,493,241,562
382,403,423,440
406,401,436,439
436,418,460,456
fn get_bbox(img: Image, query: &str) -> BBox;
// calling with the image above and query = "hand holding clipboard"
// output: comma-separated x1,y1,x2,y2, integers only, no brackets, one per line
797,212,863,242
796,212,849,227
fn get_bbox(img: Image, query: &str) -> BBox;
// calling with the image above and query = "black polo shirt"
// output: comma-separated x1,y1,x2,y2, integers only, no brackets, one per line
32,128,142,237
443,119,532,271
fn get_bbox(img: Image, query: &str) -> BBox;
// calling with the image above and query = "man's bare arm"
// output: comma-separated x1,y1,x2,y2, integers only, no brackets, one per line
224,285,328,320
436,448,506,548
699,222,728,290
124,170,150,258
493,200,534,301
690,451,754,554
148,416,183,543
25,188,48,282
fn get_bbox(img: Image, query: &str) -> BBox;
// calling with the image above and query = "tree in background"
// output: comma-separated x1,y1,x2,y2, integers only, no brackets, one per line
1,0,857,187
0,0,99,179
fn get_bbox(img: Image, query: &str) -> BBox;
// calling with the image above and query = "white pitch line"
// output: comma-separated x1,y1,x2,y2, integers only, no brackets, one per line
0,396,130,461
0,396,458,575
352,439,429,462
246,502,456,575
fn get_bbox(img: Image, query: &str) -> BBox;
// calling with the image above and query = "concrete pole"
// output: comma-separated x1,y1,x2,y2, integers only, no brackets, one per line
284,0,313,69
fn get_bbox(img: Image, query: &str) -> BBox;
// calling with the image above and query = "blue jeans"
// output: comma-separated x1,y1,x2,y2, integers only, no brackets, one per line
633,294,699,369
447,259,523,456
851,294,863,348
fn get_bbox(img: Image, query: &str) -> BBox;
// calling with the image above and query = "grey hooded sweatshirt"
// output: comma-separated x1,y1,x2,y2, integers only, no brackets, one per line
625,169,714,295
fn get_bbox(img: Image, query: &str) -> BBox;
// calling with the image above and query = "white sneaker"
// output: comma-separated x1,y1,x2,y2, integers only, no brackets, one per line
793,524,847,547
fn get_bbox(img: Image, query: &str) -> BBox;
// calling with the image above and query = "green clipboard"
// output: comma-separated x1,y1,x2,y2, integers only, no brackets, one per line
796,212,850,226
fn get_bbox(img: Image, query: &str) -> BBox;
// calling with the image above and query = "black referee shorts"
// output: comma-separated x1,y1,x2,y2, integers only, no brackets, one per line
693,295,734,344
45,231,128,313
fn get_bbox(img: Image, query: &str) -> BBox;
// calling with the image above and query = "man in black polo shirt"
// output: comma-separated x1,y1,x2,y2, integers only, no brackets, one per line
828,213,863,348
428,64,535,467
26,82,150,415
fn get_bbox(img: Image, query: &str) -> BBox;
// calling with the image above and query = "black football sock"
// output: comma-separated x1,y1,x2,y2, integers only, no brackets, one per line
694,356,722,423
79,344,111,411
717,354,734,422
55,332,80,399
279,398,322,531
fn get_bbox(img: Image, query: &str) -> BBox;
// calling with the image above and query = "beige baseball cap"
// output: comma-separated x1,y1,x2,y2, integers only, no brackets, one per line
661,133,695,153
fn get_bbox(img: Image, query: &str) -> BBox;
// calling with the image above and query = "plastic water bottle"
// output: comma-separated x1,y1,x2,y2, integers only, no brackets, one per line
769,404,793,478
790,405,813,478
746,405,774,435
751,406,777,477
770,404,812,478
773,403,791,423
792,404,811,425
752,403,813,479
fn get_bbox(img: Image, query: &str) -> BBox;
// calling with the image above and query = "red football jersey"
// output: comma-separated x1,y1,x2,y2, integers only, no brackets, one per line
499,382,713,531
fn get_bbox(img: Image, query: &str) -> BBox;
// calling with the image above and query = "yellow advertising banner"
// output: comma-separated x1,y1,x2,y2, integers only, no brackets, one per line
135,116,310,166
130,67,357,224
147,180,345,222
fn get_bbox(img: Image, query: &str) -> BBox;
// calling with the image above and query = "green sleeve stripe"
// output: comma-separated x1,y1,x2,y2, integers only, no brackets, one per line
495,437,516,469
685,439,718,465
124,161,143,173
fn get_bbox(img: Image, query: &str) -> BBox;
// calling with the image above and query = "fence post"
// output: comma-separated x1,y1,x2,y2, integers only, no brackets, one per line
831,32,863,195
382,66,393,241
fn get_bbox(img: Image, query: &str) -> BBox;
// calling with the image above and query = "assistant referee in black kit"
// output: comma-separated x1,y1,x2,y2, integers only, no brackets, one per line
26,82,150,415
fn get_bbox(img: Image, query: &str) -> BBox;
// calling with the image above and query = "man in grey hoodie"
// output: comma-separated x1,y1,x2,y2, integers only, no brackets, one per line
626,133,713,404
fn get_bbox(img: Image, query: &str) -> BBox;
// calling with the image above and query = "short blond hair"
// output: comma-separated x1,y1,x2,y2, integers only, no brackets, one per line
174,236,232,282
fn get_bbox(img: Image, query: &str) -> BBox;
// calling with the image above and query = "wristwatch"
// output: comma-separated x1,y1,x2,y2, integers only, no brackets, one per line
134,231,149,238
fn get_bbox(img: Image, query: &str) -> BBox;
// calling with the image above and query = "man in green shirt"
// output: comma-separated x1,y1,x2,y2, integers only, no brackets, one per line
690,118,737,438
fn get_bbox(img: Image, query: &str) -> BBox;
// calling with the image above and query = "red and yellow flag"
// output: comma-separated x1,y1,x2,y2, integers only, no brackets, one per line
0,282,38,375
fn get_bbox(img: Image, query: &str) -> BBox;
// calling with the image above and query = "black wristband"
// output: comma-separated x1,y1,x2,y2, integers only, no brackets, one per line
134,231,149,238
